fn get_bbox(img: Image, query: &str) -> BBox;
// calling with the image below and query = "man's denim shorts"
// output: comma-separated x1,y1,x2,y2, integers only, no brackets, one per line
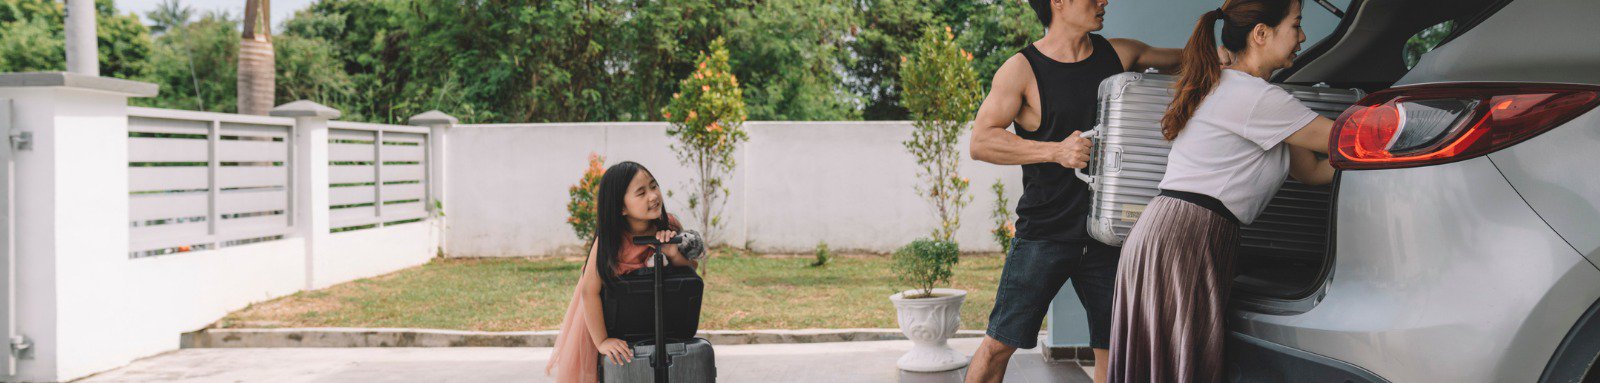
985,237,1120,349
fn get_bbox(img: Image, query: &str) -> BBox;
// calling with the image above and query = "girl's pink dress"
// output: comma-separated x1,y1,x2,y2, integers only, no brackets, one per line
546,217,676,382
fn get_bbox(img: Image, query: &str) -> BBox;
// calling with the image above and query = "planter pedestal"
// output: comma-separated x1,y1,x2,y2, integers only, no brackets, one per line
890,288,970,372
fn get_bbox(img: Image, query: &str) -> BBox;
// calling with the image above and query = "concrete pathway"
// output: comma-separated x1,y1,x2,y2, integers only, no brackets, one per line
79,338,1092,383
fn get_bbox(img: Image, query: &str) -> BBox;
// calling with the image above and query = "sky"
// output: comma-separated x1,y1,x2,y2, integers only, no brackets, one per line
114,0,317,29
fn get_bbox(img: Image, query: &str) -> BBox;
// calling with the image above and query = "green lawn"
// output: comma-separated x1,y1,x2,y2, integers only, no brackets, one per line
216,252,1008,331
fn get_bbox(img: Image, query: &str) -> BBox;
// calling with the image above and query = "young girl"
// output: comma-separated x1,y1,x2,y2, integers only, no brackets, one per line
1108,1,1336,381
546,161,698,383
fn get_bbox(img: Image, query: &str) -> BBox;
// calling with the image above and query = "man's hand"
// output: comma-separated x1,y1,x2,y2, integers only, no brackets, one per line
1051,131,1094,169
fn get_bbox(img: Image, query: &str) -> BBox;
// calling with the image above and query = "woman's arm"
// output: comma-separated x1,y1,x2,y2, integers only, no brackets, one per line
1283,116,1334,154
1284,116,1336,185
1288,145,1335,185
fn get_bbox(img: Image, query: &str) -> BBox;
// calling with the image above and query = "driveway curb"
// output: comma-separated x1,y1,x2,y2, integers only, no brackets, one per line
181,328,995,348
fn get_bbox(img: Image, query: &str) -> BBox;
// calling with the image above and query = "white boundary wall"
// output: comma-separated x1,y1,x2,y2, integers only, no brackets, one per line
447,121,1024,256
0,73,442,382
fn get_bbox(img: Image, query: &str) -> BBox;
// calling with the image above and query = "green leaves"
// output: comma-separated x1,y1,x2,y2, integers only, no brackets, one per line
894,238,959,298
901,26,981,243
663,38,748,249
990,179,1015,255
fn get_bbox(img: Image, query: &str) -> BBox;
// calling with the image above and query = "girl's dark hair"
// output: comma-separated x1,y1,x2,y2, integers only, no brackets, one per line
1161,0,1300,140
592,161,675,283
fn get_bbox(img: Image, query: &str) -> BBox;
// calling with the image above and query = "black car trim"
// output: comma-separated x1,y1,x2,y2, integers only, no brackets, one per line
1541,297,1600,382
1228,331,1390,383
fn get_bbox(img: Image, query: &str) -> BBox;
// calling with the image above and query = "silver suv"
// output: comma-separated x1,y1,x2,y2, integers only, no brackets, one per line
1208,0,1600,381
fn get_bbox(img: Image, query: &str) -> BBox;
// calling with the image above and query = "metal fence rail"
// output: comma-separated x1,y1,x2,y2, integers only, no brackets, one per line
326,121,431,233
127,107,296,258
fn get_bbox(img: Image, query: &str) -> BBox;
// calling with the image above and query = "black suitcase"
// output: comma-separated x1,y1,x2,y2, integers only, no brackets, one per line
597,236,716,382
601,265,703,342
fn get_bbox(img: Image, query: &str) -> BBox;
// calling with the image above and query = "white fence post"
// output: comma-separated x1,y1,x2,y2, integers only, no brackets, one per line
270,101,340,290
408,111,455,257
0,72,155,382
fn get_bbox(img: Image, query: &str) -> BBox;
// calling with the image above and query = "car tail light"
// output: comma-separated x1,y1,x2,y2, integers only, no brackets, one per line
1330,83,1600,170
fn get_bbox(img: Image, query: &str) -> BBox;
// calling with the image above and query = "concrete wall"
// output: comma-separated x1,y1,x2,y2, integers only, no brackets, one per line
317,222,436,289
0,74,441,382
447,121,1024,256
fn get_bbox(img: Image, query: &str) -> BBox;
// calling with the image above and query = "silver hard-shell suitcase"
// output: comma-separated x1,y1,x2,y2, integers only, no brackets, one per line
600,338,717,382
1074,71,1363,248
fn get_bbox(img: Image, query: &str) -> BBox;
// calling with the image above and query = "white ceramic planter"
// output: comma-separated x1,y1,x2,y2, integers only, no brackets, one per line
889,288,970,372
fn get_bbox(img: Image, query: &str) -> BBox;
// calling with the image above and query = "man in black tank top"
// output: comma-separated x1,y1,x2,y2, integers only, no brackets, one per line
964,1,1187,382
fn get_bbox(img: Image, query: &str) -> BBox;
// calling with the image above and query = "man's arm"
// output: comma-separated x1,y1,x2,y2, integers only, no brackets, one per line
969,55,1090,168
1108,38,1183,73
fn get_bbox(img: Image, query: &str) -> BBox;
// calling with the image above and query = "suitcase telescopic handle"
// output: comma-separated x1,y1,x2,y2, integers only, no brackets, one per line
1073,129,1100,190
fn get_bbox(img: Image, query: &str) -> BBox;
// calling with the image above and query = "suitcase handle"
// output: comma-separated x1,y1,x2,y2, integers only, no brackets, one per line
1074,129,1101,190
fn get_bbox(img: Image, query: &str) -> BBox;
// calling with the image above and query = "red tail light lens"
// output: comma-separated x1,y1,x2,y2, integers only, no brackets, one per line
1330,83,1600,170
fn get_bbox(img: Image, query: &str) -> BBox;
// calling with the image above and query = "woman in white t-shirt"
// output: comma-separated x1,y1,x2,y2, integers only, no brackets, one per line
1107,0,1337,382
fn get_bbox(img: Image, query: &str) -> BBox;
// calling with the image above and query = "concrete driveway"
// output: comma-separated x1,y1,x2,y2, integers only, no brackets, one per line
77,338,1092,382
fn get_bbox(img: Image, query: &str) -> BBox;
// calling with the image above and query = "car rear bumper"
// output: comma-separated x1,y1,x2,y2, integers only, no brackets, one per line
1230,156,1600,382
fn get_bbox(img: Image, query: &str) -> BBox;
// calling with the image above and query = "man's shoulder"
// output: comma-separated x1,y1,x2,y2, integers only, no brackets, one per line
992,52,1035,89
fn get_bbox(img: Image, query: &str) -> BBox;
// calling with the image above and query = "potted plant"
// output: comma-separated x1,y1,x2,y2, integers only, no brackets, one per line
890,238,968,372
889,25,981,373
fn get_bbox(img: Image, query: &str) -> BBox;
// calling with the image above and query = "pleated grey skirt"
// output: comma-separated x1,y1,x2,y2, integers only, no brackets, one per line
1108,196,1242,383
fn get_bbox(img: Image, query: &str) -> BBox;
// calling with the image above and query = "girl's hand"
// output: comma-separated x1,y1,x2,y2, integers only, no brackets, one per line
654,230,677,245
598,338,633,366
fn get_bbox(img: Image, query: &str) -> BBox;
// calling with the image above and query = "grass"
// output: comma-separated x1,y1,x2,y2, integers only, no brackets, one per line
216,251,1007,331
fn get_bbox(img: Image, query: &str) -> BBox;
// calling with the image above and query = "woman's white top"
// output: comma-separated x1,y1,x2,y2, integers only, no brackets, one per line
1158,69,1319,224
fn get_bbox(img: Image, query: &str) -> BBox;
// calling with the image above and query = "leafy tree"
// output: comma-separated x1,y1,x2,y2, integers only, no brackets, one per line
611,0,733,121
144,0,193,35
661,38,748,248
847,0,939,120
136,11,238,112
1403,21,1453,69
901,26,981,242
727,0,859,120
0,0,149,81
958,0,1041,90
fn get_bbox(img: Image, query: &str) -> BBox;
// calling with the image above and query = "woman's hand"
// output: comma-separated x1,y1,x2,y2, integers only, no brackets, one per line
597,338,634,366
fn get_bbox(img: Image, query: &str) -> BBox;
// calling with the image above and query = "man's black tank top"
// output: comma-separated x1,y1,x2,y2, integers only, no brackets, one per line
1013,34,1124,243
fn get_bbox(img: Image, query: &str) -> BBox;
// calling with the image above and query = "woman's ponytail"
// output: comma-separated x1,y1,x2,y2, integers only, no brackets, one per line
1160,0,1300,140
1161,8,1228,140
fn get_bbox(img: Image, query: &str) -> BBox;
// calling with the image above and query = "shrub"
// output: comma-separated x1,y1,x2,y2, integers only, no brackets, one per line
893,238,959,298
990,179,1015,255
809,241,831,268
566,153,604,243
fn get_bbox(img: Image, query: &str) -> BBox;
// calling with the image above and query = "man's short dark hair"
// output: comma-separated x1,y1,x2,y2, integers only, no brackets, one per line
1029,0,1052,28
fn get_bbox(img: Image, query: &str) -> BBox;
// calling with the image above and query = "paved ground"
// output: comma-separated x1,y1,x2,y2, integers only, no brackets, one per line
79,338,1092,382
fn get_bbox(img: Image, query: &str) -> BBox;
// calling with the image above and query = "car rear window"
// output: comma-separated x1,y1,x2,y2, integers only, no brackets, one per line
1098,0,1349,50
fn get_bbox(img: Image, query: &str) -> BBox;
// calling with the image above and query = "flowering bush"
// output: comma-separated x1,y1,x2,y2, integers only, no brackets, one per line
566,153,605,243
900,26,982,242
661,37,748,248
990,180,1015,255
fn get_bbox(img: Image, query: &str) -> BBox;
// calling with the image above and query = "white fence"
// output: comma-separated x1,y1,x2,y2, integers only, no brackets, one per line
127,108,296,257
327,121,433,232
0,73,445,383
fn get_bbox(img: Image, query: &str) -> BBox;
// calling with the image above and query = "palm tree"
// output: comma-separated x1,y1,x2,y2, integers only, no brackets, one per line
237,0,274,115
144,0,193,35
